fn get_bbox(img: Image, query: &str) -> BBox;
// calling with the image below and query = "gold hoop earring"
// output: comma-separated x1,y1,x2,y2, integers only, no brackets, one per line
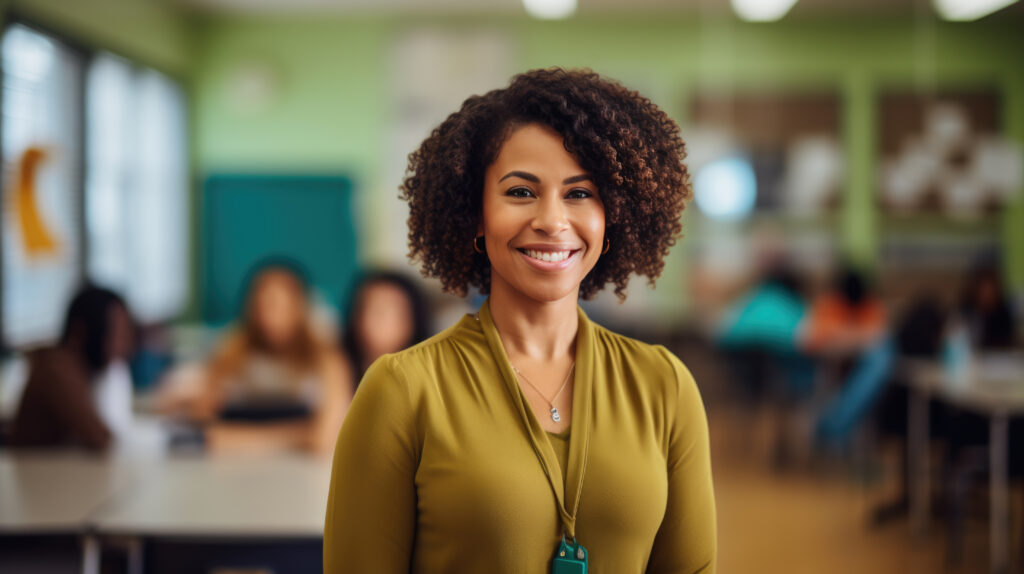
473,236,485,254
602,238,610,255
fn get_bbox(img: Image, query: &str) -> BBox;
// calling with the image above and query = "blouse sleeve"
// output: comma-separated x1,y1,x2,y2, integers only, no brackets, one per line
646,348,717,574
324,355,420,573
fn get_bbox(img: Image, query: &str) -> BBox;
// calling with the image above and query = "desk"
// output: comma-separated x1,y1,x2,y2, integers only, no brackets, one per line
903,355,1024,574
91,454,331,538
0,452,138,534
0,451,144,574
0,451,332,574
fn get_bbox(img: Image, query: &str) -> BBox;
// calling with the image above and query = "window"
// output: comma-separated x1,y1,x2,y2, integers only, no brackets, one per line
1,24,84,345
86,54,189,322
1,23,190,347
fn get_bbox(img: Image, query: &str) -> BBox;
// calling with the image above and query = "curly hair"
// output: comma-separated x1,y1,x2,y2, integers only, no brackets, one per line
400,67,691,300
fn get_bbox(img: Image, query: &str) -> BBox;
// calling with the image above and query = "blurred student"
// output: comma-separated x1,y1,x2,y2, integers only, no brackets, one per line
168,261,351,455
10,286,135,450
800,264,887,357
806,265,895,444
716,259,816,403
955,262,1017,350
341,271,430,392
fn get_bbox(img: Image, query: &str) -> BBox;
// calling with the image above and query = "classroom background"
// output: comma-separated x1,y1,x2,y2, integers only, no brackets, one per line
1,0,1023,572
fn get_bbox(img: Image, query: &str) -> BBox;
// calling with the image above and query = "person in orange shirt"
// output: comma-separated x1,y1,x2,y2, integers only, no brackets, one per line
802,264,895,444
800,264,887,357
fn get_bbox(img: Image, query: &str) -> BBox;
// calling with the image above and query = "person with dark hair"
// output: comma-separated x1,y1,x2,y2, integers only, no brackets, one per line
161,260,352,455
10,285,135,450
956,263,1017,349
800,263,887,356
341,270,430,391
801,264,893,444
325,68,715,573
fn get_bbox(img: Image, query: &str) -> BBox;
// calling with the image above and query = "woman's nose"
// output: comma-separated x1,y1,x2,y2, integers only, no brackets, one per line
531,192,569,235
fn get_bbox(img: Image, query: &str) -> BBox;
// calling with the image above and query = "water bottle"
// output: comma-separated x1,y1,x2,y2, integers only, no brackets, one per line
942,319,972,389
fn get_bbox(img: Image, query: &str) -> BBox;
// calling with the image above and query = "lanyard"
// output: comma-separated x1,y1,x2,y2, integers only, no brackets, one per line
477,300,593,541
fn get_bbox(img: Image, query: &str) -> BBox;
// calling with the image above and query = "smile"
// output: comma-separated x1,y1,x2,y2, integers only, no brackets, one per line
522,249,571,263
515,247,582,271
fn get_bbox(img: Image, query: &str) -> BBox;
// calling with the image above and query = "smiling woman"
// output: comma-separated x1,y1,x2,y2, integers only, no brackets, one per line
324,68,715,574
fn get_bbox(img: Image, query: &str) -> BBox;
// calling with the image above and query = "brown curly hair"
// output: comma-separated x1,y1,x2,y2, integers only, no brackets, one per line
400,67,691,300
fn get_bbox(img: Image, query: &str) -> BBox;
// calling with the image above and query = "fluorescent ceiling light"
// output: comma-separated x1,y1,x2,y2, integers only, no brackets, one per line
933,0,1019,20
522,0,576,20
730,0,799,21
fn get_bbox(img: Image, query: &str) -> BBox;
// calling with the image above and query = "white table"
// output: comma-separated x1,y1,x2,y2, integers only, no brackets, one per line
0,451,147,574
0,451,139,534
903,355,1024,574
0,451,332,574
90,454,332,538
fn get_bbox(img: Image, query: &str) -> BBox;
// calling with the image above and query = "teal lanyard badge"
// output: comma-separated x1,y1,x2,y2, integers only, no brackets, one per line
551,535,588,574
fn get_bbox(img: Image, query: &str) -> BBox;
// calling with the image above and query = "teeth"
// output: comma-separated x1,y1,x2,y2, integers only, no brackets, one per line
525,249,571,263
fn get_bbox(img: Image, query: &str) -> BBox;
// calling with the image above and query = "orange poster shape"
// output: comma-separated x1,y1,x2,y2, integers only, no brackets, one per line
14,146,60,258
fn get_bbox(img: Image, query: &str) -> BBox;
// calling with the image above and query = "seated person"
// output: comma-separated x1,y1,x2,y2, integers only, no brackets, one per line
955,262,1018,350
161,261,352,455
799,264,887,358
341,270,430,392
10,286,135,450
715,259,816,400
802,264,894,444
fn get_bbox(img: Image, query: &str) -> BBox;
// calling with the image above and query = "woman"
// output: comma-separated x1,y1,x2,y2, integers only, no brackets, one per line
341,270,431,392
178,261,352,454
11,286,135,450
325,68,716,573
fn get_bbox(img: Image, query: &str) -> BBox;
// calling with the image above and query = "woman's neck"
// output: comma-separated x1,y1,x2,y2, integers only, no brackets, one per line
487,279,579,362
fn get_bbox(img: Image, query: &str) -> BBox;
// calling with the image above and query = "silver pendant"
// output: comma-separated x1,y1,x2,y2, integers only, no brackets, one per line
551,407,561,422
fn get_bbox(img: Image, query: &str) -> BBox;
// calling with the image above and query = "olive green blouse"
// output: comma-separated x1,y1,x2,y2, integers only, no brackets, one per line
324,299,716,573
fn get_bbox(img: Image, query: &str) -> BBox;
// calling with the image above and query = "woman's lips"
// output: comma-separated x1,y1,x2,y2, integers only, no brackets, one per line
516,247,582,271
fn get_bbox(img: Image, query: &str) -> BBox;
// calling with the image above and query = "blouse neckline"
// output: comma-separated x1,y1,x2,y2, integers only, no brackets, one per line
476,297,595,540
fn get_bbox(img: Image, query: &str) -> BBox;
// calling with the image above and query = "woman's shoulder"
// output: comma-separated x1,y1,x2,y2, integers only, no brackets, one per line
592,322,684,369
591,322,698,397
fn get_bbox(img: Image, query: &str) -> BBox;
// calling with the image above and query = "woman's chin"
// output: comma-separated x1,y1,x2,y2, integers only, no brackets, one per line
511,281,581,304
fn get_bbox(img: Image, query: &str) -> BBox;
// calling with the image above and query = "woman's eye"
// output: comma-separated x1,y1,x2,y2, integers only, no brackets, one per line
566,188,594,200
506,187,534,198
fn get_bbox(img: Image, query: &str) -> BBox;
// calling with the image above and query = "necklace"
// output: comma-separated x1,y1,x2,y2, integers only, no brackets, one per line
512,362,575,423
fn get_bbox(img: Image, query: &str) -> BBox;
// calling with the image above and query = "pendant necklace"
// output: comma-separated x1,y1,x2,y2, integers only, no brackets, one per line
512,362,575,422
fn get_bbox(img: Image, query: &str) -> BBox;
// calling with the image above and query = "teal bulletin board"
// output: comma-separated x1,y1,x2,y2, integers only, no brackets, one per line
201,174,359,325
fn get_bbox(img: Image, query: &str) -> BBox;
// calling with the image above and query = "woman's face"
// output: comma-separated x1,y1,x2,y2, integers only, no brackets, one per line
355,282,414,361
251,270,307,349
481,123,605,304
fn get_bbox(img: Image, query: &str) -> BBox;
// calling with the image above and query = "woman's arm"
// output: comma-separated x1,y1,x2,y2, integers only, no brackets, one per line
647,349,717,574
324,356,418,573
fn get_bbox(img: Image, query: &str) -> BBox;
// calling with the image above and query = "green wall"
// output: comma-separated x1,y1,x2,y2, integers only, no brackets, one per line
192,13,1024,293
2,3,1022,311
3,0,193,76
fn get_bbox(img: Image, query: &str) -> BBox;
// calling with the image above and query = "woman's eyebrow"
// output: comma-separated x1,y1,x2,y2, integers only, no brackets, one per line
499,170,540,183
562,174,593,184
498,171,593,185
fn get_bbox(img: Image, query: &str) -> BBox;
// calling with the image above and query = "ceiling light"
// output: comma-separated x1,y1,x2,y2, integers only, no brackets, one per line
932,0,1019,20
730,0,799,21
522,0,577,20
